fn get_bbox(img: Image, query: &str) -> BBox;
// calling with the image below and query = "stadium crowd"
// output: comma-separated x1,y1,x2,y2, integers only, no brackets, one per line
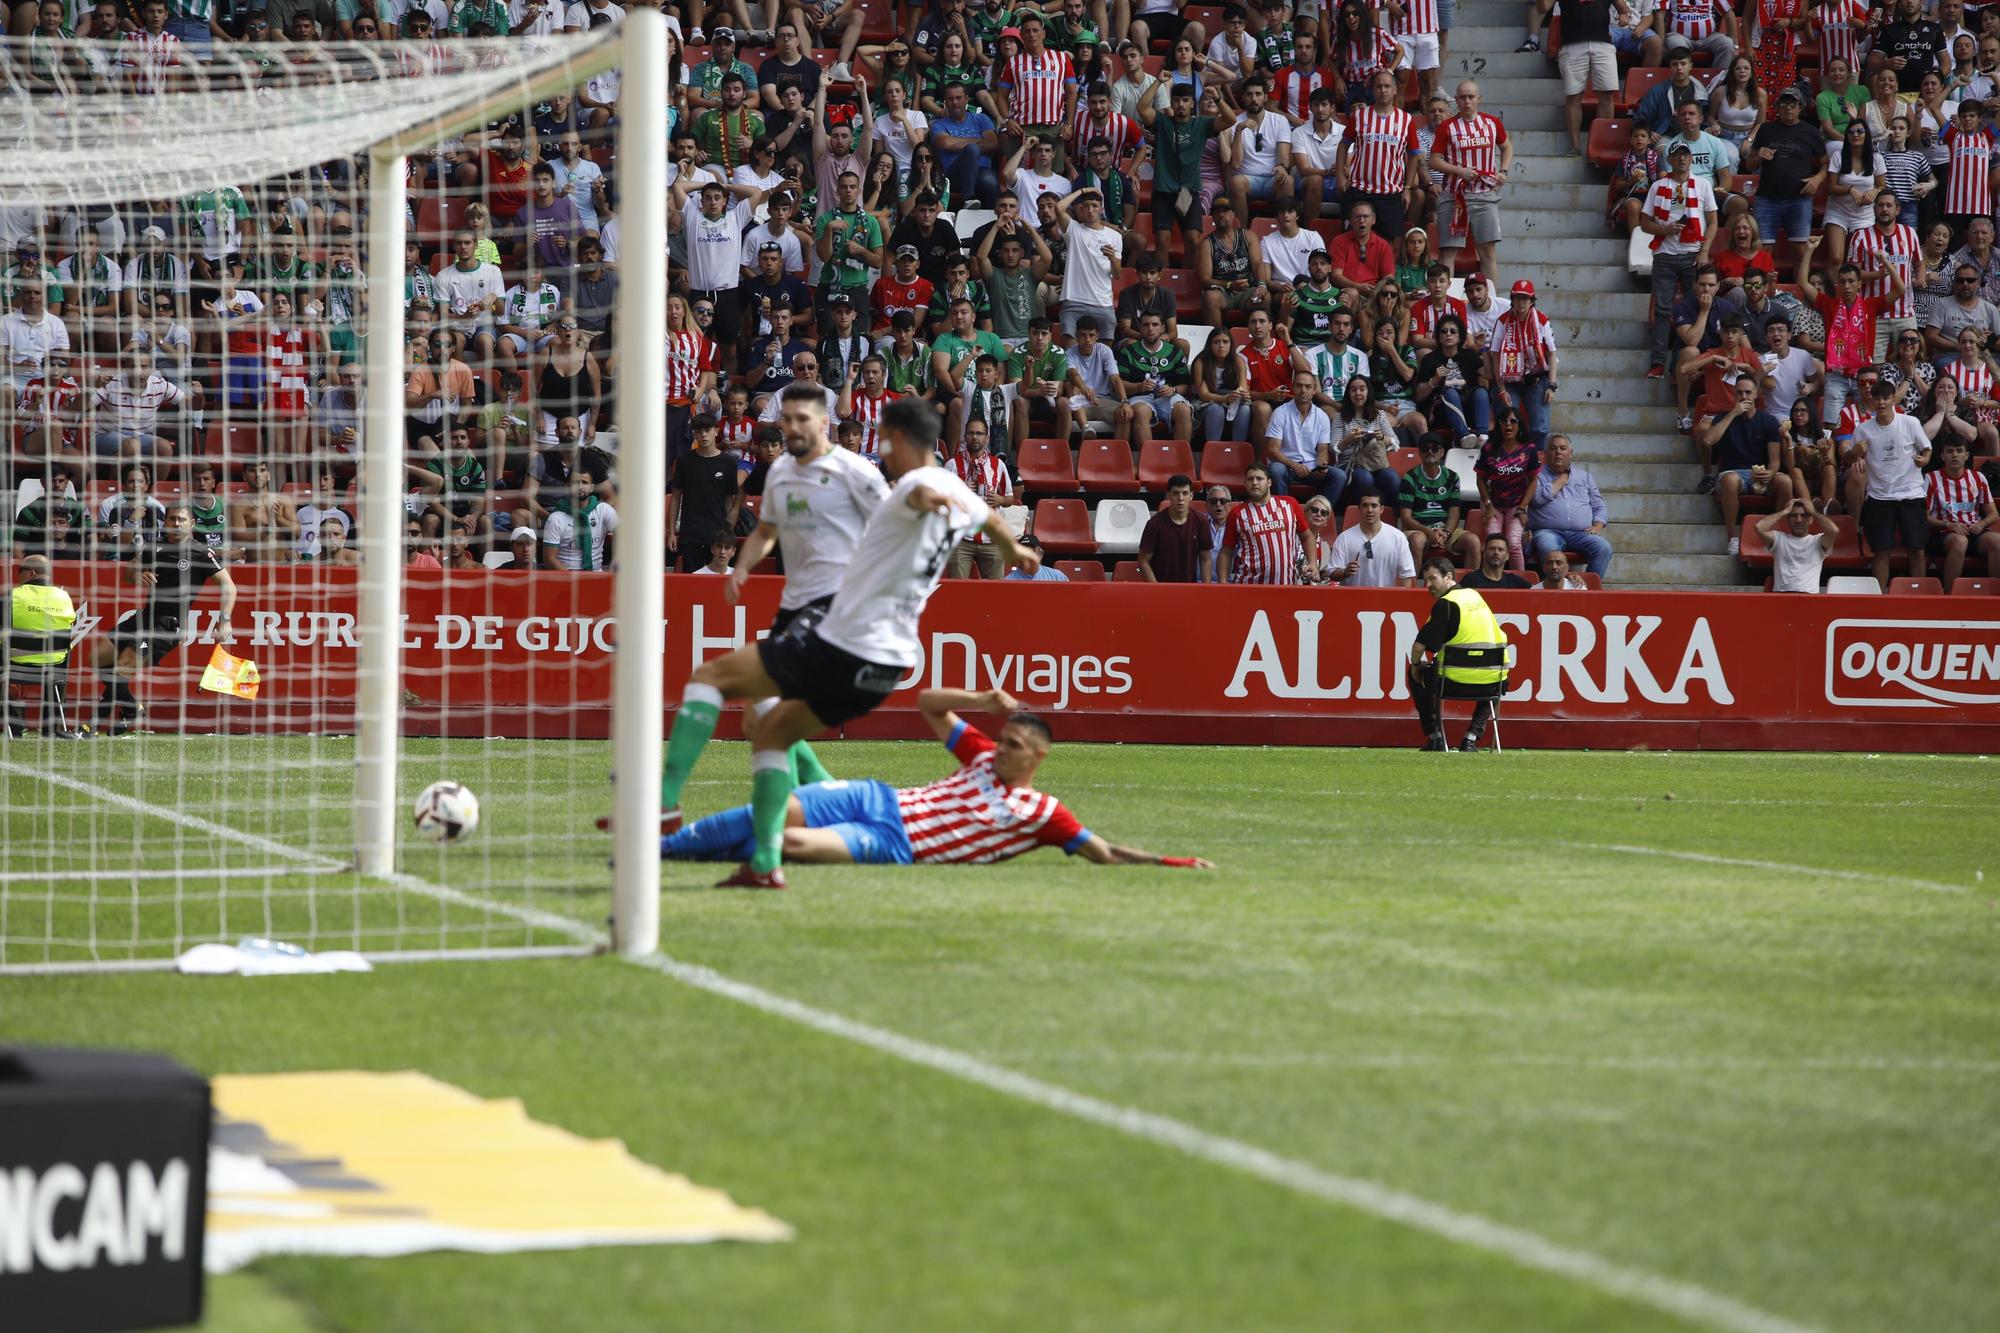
2,0,1999,591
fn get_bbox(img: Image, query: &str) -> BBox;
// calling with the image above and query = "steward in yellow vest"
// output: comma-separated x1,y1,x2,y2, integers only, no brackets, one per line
1407,555,1511,752
5,555,79,737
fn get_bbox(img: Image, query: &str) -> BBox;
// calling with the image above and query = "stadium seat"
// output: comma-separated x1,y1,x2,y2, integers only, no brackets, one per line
1016,438,1077,491
1387,447,1420,477
1888,577,1944,596
1056,560,1107,582
1031,498,1096,555
853,0,896,38
1112,559,1146,582
482,550,512,569
1617,67,1669,114
1198,440,1253,493
1442,446,1482,504
1175,323,1214,359
1077,438,1140,493
1092,497,1150,554
995,504,1029,539
1138,439,1195,490
953,208,997,241
1950,577,2000,595
1587,118,1632,171
1826,575,1882,594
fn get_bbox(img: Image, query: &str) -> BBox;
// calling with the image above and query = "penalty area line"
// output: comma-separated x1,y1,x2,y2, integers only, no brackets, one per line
2,761,1820,1333
1559,841,1975,896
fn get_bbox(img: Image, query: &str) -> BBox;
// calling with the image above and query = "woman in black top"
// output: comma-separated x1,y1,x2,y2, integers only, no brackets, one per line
536,319,602,441
1413,314,1490,444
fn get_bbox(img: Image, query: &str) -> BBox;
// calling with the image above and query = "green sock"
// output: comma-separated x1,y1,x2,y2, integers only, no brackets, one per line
790,740,833,786
661,683,724,809
749,750,794,874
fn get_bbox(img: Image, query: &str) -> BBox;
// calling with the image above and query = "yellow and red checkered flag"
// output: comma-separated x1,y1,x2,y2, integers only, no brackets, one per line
199,645,261,701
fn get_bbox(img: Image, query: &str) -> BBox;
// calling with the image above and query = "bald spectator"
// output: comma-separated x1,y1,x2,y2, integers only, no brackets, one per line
1526,435,1612,580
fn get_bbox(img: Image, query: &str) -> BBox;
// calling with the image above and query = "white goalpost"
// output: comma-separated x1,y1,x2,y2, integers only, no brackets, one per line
0,19,667,971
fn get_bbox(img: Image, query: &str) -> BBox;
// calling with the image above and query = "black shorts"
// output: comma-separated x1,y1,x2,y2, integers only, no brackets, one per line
767,595,833,643
110,610,187,668
756,627,900,727
1139,12,1191,45
1861,497,1930,552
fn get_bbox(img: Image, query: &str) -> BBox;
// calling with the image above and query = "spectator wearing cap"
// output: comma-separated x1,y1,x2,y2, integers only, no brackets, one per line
872,244,938,336
1661,100,1743,228
123,225,188,325
1639,140,1715,383
497,526,541,571
1484,279,1559,443
741,192,811,282
1525,434,1612,579
1744,88,1828,251
817,292,875,394
688,27,759,112
928,80,1002,209
1460,271,1500,348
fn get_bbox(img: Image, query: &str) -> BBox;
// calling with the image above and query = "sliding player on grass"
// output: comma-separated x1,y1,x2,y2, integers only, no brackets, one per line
629,381,892,835
672,395,1040,889
662,688,1212,872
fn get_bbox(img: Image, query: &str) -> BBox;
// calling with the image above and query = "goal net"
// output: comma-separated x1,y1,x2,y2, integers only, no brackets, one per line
0,19,667,972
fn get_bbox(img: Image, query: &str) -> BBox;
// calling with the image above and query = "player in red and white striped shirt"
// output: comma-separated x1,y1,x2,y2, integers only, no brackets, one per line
1221,462,1308,584
1925,438,2000,587
660,690,1211,869
1846,195,1921,350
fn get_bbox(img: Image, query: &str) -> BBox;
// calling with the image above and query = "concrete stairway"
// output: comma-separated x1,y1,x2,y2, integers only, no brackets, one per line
1442,7,1738,588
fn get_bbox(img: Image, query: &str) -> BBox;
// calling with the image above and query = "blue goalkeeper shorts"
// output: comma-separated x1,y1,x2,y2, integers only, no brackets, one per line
794,779,914,866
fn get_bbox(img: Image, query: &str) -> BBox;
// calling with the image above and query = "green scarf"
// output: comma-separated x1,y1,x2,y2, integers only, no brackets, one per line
575,494,600,570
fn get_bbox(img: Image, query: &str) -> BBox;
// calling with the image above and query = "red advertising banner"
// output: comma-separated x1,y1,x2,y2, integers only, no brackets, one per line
30,563,2000,751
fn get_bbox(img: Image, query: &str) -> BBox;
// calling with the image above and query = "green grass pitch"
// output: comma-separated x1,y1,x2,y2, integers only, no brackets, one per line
3,738,1997,1332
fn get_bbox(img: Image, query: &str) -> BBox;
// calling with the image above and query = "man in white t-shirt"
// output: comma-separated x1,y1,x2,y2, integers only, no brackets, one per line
1759,315,1822,421
1855,376,1933,585
1007,136,1074,206
434,230,505,363
1325,490,1418,587
1757,497,1837,592
672,177,755,336
1055,188,1122,339
541,471,619,570
1227,77,1294,227
660,395,1039,888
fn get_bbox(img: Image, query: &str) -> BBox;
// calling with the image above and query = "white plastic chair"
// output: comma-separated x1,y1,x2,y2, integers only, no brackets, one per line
1092,497,1150,554
1442,446,1482,505
1627,227,1655,278
953,208,997,241
482,550,513,569
1826,574,1882,595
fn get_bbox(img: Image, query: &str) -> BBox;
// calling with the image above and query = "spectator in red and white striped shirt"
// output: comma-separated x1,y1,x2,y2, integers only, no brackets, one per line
660,689,1211,868
119,0,181,97
1387,0,1443,100
1925,438,2000,588
1848,194,1923,358
946,418,1017,578
999,16,1080,171
1220,460,1309,584
1342,69,1417,238
1429,81,1512,285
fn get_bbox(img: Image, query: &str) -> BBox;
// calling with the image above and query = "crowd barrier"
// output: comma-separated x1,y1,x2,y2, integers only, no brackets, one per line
28,565,2000,752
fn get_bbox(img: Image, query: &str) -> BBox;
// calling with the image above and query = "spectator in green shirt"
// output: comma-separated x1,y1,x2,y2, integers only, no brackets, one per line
1140,83,1212,261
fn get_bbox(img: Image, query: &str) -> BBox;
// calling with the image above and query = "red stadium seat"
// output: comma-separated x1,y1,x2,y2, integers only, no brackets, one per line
1138,439,1195,490
1587,118,1633,171
1617,67,1669,115
1077,438,1140,493
1112,559,1146,581
1016,438,1076,491
1387,447,1420,477
1950,576,2000,595
1056,560,1107,582
1031,499,1096,555
1888,577,1944,595
1198,440,1253,493
852,0,897,39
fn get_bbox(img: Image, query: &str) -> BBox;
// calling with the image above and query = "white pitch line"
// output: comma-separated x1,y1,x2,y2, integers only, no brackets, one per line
1560,841,1975,896
0,864,341,884
3,762,1823,1333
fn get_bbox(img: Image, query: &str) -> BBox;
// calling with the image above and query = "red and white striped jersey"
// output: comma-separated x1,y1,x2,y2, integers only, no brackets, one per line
1665,0,1727,41
718,411,756,452
999,49,1076,125
949,450,1012,539
1272,64,1334,122
1927,467,1994,523
1412,293,1468,340
1942,124,1995,216
16,372,80,433
1847,221,1921,320
1223,494,1306,585
897,724,1088,865
1388,0,1438,37
266,327,310,416
1347,104,1417,196
846,387,900,457
1835,400,1872,439
1071,109,1145,162
119,29,179,95
665,329,712,405
1815,0,1870,74
1434,112,1508,195
1338,30,1401,90
1951,355,1996,402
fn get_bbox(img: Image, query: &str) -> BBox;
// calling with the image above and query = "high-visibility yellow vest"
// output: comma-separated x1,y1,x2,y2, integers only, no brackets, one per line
1441,587,1508,686
8,583,77,666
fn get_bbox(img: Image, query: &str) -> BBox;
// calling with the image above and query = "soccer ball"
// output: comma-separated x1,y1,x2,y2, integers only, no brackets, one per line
413,781,480,843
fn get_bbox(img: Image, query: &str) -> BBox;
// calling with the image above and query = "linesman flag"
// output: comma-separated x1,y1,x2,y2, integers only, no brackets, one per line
200,645,262,701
